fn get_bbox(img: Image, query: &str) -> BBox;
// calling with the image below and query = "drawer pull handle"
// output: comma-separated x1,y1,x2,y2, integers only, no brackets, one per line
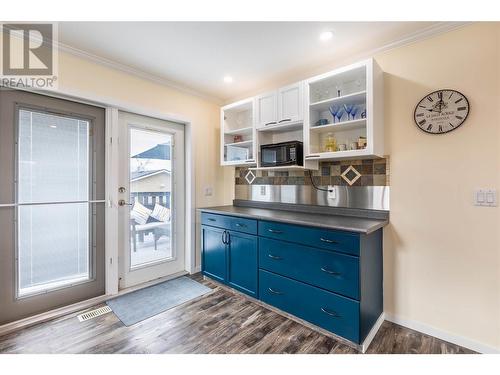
268,229,283,234
265,121,277,126
320,238,338,244
320,267,341,276
321,307,341,318
207,218,216,222
268,288,283,295
268,254,282,260
235,223,246,228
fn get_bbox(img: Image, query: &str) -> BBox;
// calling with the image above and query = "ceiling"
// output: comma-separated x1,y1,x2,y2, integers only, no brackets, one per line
58,22,456,102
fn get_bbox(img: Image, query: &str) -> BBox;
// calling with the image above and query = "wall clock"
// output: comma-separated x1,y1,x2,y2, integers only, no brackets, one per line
414,89,470,134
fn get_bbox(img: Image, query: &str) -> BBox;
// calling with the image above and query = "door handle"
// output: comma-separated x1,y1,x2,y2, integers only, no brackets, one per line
267,229,283,234
320,238,338,244
118,199,133,206
264,121,277,126
278,118,291,123
226,231,231,245
320,267,341,276
268,288,283,295
321,307,341,318
268,254,282,260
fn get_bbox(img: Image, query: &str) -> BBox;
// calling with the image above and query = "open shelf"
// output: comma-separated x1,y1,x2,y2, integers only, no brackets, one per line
249,165,313,171
309,91,366,112
224,140,253,148
224,126,253,136
257,120,303,133
223,159,256,166
305,149,371,161
310,119,366,133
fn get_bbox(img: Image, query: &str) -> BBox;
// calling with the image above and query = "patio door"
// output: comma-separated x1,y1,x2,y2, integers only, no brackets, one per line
118,112,185,289
0,88,106,325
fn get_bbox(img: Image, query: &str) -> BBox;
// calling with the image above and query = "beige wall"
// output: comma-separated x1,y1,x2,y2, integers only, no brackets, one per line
227,23,500,351
55,50,233,266
377,23,500,351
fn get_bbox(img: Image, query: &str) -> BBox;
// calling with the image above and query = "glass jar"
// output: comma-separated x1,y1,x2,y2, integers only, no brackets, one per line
324,133,337,152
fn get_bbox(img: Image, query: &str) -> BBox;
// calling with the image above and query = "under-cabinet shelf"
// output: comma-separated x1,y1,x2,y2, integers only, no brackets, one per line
257,120,303,133
249,165,314,171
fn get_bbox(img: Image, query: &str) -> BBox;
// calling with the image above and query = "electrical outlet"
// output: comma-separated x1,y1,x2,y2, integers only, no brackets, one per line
327,185,336,200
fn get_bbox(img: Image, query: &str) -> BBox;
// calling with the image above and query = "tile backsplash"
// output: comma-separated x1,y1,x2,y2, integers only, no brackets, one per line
235,157,390,187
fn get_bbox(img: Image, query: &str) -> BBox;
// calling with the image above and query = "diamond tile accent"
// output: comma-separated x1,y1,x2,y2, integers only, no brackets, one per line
245,170,256,184
341,165,361,186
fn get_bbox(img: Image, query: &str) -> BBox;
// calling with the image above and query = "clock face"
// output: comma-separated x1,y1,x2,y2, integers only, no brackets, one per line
414,89,470,134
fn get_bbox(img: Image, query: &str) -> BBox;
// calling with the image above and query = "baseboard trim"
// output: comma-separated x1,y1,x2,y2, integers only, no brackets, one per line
0,294,108,337
0,271,189,338
360,313,385,353
385,313,499,354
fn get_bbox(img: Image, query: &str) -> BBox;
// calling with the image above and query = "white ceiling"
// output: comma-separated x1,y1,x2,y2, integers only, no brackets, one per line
58,22,454,102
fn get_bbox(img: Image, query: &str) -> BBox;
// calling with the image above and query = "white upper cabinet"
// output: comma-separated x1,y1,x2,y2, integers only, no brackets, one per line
255,91,278,129
220,58,384,167
220,98,257,166
305,58,384,161
255,81,304,130
277,82,304,124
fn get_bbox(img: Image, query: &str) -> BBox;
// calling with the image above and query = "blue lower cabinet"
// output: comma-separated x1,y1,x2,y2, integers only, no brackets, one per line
259,269,360,343
227,230,258,298
259,237,360,300
201,225,227,283
201,210,383,346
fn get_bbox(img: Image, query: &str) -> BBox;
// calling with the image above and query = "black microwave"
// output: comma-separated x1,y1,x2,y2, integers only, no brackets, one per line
260,141,303,167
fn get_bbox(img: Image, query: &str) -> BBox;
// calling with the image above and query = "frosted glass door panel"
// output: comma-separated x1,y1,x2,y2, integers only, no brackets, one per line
17,109,92,297
18,110,89,203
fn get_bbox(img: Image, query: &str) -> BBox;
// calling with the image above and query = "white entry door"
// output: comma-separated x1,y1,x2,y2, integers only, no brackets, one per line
118,111,185,289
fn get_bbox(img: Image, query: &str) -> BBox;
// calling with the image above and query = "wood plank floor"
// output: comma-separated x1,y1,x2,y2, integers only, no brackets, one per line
0,274,475,354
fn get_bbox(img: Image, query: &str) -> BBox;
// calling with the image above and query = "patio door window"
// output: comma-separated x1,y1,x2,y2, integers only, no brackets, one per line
0,88,105,325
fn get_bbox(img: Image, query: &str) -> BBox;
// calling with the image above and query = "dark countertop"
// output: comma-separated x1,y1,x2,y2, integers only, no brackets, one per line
199,205,388,234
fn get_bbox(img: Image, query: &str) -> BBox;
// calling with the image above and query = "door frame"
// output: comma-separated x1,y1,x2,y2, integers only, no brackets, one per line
117,113,186,288
7,86,196,297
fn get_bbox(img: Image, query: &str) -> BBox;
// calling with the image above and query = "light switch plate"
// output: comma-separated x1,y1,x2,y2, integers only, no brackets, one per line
474,189,497,207
204,186,213,197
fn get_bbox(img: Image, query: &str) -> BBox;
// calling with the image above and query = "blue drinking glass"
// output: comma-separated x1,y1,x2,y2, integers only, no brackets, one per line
350,106,359,120
343,103,354,120
329,105,340,123
336,108,345,123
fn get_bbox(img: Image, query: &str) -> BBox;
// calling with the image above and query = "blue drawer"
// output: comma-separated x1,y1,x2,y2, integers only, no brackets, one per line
259,237,359,300
259,220,360,256
201,212,257,235
259,269,360,343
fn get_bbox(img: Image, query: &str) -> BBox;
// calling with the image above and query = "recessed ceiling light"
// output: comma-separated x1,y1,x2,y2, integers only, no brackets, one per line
319,31,334,41
223,75,233,84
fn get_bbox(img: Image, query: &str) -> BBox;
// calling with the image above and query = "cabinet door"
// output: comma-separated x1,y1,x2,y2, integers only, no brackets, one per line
278,82,303,123
227,230,258,297
201,225,227,283
255,91,277,129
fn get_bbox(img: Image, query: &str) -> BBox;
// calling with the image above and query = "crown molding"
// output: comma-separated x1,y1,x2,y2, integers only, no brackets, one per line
27,21,469,107
225,21,471,104
56,40,224,105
